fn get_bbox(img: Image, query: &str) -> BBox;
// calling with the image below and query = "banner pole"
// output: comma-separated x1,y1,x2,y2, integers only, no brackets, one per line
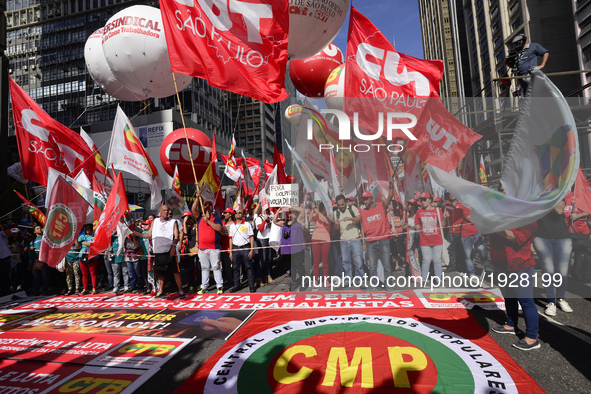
172,73,204,213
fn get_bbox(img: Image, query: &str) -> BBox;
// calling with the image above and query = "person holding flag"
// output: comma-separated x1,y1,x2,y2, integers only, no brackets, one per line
360,179,396,289
25,224,50,296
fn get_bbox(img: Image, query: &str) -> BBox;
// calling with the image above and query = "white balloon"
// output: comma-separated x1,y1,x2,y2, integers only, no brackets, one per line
85,28,144,102
284,104,303,124
101,5,192,99
287,0,350,60
324,64,345,110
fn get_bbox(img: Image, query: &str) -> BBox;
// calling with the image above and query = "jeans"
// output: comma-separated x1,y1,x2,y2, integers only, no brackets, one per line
126,260,138,289
446,232,462,271
367,239,392,283
111,262,129,290
420,245,443,282
498,266,539,340
330,242,343,276
104,258,113,288
340,239,364,279
232,247,254,288
199,249,223,289
257,238,272,278
462,234,490,276
533,237,573,303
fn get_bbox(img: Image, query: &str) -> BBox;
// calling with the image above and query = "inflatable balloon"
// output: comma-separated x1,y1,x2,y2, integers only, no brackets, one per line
324,63,345,110
289,43,344,97
284,104,303,124
85,28,144,102
287,0,350,60
159,128,212,183
101,5,192,99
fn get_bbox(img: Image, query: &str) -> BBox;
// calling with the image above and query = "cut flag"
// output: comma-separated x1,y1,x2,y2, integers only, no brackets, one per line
10,77,94,186
39,176,90,267
430,70,579,234
159,0,289,103
107,105,162,209
89,172,129,260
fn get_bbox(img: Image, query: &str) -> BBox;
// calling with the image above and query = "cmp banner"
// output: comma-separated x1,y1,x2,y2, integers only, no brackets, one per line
175,309,543,393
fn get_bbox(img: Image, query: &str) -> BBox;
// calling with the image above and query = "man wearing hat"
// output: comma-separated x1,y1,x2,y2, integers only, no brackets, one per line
360,180,395,288
192,191,224,295
508,33,549,94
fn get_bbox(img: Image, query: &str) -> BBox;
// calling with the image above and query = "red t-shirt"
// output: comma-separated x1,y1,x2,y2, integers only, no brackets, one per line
490,222,538,272
444,202,463,234
415,208,444,247
361,204,391,242
564,192,590,234
459,203,478,237
198,215,221,250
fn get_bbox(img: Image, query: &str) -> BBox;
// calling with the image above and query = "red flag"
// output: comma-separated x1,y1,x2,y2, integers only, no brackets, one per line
10,78,95,186
92,175,108,231
160,0,289,103
39,176,89,267
344,7,443,134
80,128,113,189
574,167,591,214
273,142,288,184
89,172,129,260
14,190,46,226
172,165,182,196
405,98,482,172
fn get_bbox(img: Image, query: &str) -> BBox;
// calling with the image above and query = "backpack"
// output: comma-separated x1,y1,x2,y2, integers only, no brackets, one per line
333,206,358,239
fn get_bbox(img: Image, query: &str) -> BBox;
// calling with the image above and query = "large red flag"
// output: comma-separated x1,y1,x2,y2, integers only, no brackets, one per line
10,78,95,186
574,167,591,214
39,176,89,267
405,98,482,172
344,7,443,135
14,190,46,226
160,0,289,104
89,172,129,260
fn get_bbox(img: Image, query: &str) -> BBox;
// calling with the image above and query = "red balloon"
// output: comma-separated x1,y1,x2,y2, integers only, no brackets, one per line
159,128,212,183
289,43,344,98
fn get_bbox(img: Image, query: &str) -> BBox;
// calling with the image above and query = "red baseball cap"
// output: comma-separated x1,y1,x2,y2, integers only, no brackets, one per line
361,190,373,199
419,192,433,200
142,219,152,226
182,211,193,217
407,199,418,205
223,208,235,214
434,197,442,202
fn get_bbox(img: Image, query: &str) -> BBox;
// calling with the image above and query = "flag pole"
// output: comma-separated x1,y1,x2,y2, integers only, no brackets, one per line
172,73,204,213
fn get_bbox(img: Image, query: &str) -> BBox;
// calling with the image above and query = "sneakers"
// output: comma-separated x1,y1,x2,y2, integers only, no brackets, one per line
217,288,223,295
197,288,205,295
545,302,557,316
113,287,120,294
557,299,573,313
512,338,540,351
491,325,515,334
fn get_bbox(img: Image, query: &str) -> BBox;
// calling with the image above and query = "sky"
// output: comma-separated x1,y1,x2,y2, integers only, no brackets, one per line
332,0,424,59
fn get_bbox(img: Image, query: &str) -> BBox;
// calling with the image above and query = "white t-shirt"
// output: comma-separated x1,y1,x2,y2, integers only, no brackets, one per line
229,221,254,247
253,215,272,240
152,218,177,254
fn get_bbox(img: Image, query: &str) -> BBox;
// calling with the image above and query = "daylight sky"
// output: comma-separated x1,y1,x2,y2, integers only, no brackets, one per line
332,0,424,59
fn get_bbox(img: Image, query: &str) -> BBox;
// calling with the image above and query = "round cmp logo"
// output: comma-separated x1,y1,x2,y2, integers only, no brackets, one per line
205,315,518,393
43,203,76,248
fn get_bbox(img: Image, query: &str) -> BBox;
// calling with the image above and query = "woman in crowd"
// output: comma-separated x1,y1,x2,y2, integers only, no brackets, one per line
404,199,421,276
533,199,573,316
253,204,275,285
310,202,330,285
64,237,82,295
413,193,447,283
181,212,200,291
110,234,128,293
26,224,50,295
78,224,98,295
273,206,307,291
124,234,142,292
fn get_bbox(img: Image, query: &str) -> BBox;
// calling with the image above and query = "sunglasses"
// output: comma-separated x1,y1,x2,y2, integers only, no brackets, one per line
236,211,244,214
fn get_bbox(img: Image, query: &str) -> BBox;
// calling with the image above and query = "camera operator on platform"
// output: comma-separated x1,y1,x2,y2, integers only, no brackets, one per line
506,34,549,96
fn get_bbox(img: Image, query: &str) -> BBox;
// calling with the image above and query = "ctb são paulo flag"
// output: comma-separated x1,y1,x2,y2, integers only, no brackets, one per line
39,176,90,267
160,0,289,103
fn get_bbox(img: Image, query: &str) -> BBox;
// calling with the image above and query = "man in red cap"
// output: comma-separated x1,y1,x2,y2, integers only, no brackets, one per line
360,180,395,288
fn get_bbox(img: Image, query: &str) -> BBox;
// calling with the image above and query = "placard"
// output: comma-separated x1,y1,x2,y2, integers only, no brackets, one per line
268,184,299,207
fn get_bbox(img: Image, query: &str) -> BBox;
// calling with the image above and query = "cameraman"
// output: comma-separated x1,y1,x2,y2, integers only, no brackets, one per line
507,34,549,95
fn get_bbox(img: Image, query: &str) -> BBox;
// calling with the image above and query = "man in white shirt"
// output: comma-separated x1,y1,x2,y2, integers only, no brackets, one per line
229,209,256,293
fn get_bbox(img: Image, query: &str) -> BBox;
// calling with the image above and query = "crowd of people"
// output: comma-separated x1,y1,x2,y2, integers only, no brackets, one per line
0,185,585,332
